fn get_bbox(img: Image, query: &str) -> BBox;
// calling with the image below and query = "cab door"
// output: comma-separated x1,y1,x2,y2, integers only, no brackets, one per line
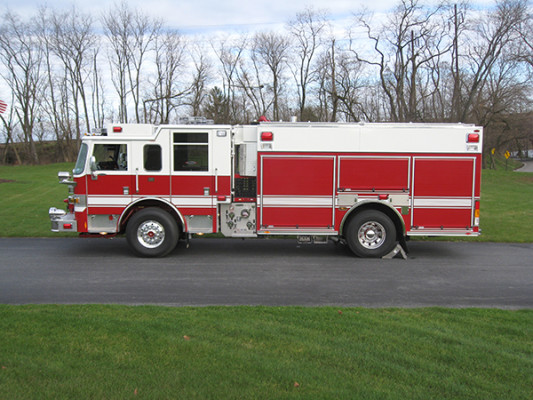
86,142,133,233
133,142,171,200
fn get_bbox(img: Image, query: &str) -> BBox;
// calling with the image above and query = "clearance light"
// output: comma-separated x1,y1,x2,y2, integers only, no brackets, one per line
378,194,389,200
261,131,274,141
63,223,72,230
217,195,227,202
467,133,480,143
113,126,123,133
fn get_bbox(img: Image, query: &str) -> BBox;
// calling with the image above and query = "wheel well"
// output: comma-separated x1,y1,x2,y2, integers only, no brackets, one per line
341,202,405,241
119,200,184,235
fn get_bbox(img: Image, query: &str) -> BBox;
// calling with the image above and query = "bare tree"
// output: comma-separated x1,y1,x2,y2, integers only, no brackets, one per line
91,48,107,129
0,11,44,164
103,2,161,123
128,10,162,123
102,3,130,122
353,0,452,122
448,2,469,122
49,6,97,141
237,38,270,118
288,7,328,120
188,46,213,117
515,4,533,71
144,30,189,124
213,36,248,123
1,1,533,166
332,47,368,122
251,32,290,121
472,55,531,127
454,0,528,122
203,86,230,123
316,38,340,122
36,7,73,162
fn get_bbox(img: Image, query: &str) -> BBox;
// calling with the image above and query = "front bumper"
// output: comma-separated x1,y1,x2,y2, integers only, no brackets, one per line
49,207,77,232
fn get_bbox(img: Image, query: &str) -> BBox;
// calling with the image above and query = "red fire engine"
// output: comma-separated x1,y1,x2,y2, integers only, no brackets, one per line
49,120,482,258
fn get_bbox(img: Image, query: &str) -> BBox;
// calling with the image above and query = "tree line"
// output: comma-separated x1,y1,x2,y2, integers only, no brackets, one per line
1,0,532,165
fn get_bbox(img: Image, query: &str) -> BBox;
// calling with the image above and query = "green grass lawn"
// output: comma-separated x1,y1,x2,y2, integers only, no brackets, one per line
476,169,533,242
0,163,75,237
0,162,532,241
0,305,531,399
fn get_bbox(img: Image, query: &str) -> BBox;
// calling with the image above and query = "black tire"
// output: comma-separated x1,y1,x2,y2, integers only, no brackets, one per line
345,210,397,258
126,208,179,257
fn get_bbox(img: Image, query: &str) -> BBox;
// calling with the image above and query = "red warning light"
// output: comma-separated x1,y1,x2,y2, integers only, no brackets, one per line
261,131,273,141
467,133,480,143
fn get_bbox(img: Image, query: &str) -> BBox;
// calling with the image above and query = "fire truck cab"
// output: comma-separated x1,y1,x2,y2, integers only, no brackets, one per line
50,120,482,258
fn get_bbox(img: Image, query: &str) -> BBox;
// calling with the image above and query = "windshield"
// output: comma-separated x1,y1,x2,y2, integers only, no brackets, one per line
73,143,88,175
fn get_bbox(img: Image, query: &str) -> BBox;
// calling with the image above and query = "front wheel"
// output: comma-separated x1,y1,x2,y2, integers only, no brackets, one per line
345,210,397,258
126,208,179,257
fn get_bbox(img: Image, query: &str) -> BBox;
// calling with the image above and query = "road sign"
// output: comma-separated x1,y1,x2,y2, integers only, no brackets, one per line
505,151,510,159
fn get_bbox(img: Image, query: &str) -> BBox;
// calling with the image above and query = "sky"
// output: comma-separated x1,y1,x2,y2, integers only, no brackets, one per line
0,0,498,35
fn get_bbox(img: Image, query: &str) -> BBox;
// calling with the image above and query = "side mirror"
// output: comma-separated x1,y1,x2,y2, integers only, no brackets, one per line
57,171,76,194
58,171,72,183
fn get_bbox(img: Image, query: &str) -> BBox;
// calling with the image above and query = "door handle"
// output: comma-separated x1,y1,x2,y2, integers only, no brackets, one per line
215,168,218,194
135,168,139,193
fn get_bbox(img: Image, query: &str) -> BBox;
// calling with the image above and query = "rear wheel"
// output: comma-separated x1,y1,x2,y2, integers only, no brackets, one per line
345,210,397,258
126,208,179,257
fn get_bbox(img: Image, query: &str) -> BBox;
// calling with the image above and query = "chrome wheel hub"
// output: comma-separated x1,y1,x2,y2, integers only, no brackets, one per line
137,220,165,248
358,221,386,249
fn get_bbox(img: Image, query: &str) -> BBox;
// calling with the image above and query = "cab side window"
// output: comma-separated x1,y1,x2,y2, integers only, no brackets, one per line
93,144,128,171
173,132,209,172
144,145,162,171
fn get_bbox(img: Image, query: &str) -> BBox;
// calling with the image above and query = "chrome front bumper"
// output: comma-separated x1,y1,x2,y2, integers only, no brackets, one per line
49,207,77,232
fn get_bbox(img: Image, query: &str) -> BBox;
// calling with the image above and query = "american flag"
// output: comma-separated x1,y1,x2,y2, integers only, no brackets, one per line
0,99,7,114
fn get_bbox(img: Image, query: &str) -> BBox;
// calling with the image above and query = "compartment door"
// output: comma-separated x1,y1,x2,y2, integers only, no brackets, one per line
258,155,336,232
411,157,476,231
